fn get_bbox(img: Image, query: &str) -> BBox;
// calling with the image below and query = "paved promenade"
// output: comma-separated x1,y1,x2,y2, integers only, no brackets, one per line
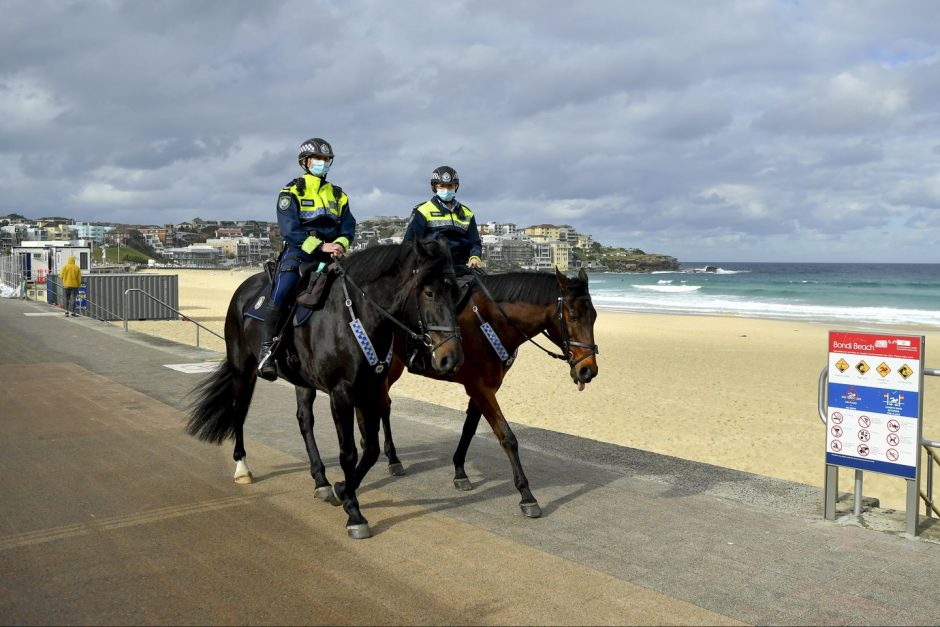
2,296,940,625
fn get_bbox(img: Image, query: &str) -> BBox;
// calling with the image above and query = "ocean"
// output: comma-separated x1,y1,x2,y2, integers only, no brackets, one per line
588,263,940,330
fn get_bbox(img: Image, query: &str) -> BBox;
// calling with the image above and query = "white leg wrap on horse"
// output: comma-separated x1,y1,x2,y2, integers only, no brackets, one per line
234,458,253,484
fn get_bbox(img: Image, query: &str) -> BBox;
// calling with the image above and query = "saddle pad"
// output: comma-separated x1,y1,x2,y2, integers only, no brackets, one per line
242,283,315,327
243,285,271,322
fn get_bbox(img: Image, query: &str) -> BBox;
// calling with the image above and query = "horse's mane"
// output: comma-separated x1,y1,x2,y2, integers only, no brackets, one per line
480,271,589,305
342,244,408,283
342,239,454,284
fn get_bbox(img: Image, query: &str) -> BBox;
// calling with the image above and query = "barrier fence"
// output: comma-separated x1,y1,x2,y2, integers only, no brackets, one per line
1,255,223,348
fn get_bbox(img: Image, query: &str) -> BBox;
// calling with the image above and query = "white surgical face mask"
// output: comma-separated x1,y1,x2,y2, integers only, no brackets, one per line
310,159,330,176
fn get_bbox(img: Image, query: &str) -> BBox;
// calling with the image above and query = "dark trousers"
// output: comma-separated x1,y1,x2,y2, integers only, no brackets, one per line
64,287,78,314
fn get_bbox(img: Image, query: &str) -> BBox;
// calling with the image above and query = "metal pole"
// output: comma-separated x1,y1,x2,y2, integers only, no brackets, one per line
824,465,838,520
927,455,934,518
196,324,200,348
123,289,128,331
907,478,919,536
854,470,863,515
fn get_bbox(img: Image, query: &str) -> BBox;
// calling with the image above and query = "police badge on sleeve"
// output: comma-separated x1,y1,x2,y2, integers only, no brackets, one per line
278,195,292,211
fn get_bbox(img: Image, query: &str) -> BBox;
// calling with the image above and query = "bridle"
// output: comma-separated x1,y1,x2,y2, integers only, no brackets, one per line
334,260,461,354
549,294,600,370
472,270,599,370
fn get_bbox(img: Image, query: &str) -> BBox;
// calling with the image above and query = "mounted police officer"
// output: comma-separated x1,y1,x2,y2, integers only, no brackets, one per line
403,165,482,275
257,137,356,381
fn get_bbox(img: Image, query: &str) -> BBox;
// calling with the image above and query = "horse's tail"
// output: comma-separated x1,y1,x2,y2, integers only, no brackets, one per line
185,358,252,444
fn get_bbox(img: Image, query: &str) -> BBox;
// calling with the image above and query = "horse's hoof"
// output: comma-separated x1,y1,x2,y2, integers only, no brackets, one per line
388,462,406,476
315,485,340,505
329,484,344,507
520,501,542,518
347,523,372,539
233,459,253,484
454,477,473,491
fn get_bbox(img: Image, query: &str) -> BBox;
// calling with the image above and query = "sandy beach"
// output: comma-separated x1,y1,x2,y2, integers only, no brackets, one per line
121,268,940,511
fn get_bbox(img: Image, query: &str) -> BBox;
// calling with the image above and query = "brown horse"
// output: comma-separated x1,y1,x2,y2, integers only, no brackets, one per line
376,268,599,517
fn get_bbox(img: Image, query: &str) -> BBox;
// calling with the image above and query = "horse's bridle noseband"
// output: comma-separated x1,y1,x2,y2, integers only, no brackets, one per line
550,294,600,370
412,270,462,354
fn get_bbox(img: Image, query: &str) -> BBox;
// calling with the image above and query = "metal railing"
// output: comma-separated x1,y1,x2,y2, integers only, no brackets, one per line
819,366,940,517
123,288,223,347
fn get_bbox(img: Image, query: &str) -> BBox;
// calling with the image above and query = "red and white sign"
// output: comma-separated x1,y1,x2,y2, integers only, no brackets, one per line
827,331,924,479
829,332,921,360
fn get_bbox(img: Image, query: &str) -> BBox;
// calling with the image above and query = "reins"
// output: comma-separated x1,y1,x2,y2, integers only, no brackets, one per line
471,269,599,369
334,259,460,353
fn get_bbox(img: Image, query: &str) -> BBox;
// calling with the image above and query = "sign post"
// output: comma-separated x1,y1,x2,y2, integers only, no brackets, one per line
824,331,925,535
77,279,88,316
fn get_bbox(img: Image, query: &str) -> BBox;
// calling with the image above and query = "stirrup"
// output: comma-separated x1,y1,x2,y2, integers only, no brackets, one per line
257,342,278,381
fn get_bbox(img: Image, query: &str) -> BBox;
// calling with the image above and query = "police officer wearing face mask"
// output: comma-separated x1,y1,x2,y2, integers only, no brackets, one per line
257,137,356,381
403,165,482,275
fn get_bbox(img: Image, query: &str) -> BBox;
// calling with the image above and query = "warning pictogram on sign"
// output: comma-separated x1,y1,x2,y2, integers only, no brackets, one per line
886,448,900,462
835,358,849,373
830,412,843,424
898,364,914,379
876,362,891,377
831,440,843,452
856,360,870,375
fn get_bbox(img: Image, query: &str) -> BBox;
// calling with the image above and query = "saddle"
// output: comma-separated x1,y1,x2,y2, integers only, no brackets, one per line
246,261,338,326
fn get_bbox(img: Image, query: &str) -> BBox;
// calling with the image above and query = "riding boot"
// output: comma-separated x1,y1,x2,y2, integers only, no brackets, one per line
257,302,283,381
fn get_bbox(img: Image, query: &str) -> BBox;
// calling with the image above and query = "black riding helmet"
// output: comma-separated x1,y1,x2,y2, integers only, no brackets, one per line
298,138,334,170
430,165,459,193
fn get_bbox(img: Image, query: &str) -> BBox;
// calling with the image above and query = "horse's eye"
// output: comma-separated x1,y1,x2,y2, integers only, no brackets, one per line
424,288,435,298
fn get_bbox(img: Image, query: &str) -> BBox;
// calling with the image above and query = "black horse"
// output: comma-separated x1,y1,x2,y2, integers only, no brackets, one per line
186,238,464,538
282,268,599,518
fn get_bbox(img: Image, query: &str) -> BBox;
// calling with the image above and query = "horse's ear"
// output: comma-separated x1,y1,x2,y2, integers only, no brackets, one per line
555,267,569,291
413,236,429,259
578,267,589,284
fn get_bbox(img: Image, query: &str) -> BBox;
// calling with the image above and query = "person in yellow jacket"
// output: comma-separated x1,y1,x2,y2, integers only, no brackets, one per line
60,256,82,317
403,165,482,276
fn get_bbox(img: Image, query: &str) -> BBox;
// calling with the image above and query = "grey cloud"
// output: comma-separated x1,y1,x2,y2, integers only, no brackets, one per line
1,0,939,261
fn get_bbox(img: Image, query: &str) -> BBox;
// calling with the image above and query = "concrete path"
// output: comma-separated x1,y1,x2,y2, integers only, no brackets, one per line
2,296,939,625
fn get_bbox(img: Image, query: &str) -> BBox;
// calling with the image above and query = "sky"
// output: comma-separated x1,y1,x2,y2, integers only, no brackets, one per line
2,1,940,263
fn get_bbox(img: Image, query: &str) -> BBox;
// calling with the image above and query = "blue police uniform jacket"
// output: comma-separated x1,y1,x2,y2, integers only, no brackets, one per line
276,173,356,271
402,196,482,268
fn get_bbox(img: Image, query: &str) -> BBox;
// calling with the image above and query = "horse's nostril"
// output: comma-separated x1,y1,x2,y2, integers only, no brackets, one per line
579,367,593,382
